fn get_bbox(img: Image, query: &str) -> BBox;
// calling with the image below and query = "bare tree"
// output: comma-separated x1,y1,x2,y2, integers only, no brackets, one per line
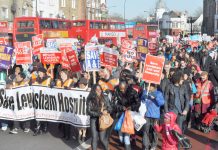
193,7,203,17
108,13,123,21
129,15,145,23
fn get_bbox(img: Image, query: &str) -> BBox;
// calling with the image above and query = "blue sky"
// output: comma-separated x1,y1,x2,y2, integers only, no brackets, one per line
107,0,203,19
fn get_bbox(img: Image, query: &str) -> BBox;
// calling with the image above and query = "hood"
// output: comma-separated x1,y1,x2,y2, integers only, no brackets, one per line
165,111,177,126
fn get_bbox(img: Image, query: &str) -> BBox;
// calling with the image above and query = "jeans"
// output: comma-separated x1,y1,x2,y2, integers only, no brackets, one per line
1,120,8,129
90,118,109,150
143,118,158,150
118,131,130,145
176,114,187,133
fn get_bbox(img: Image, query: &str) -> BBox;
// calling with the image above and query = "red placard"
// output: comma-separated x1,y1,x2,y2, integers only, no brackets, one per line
41,51,61,64
59,44,72,70
0,37,6,45
15,41,32,65
100,47,118,67
121,39,133,54
0,21,8,33
66,50,81,72
142,55,165,84
32,34,44,55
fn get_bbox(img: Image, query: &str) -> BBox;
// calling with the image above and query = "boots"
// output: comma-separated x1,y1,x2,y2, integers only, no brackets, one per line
125,144,131,150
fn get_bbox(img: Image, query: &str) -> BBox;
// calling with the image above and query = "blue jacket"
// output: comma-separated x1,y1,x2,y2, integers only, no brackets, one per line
140,90,165,119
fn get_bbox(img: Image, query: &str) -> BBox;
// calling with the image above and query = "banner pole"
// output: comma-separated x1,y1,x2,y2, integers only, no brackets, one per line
138,61,143,82
147,82,150,96
93,71,96,84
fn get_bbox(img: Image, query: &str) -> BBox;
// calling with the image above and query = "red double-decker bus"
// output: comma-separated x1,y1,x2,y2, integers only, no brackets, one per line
133,24,159,54
70,20,127,46
13,17,71,44
133,24,158,39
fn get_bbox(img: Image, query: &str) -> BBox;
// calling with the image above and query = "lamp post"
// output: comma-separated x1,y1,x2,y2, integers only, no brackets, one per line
124,0,127,22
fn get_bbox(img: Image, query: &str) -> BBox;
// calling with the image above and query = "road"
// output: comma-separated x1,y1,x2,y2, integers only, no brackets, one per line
0,122,217,150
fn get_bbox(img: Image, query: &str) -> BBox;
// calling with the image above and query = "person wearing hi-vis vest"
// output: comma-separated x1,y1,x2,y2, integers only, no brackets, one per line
55,69,73,140
194,71,214,125
32,67,51,136
10,72,30,134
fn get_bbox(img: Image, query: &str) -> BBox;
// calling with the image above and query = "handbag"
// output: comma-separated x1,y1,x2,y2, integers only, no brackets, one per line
114,112,125,131
99,104,114,131
121,110,135,135
171,130,192,149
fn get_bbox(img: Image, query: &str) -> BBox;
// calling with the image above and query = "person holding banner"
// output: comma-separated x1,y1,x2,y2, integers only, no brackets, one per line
55,69,73,140
32,67,51,136
86,84,112,150
8,66,30,134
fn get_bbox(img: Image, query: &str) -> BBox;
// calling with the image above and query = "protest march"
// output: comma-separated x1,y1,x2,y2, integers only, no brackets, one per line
0,32,218,150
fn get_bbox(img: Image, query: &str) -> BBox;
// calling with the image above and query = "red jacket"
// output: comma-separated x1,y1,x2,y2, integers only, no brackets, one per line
154,112,182,150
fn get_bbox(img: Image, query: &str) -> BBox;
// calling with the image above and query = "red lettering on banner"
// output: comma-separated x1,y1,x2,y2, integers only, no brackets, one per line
41,52,62,64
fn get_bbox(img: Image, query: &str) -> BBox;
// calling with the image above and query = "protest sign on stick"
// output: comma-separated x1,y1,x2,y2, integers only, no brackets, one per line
40,51,61,64
32,34,43,55
15,41,32,65
121,39,133,54
0,45,13,69
100,47,118,67
85,45,100,72
123,49,136,63
137,38,148,61
142,55,165,85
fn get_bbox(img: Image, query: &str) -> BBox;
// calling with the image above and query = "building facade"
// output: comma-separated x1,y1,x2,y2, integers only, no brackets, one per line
59,0,78,20
86,0,107,20
160,11,188,36
32,0,59,18
202,0,216,35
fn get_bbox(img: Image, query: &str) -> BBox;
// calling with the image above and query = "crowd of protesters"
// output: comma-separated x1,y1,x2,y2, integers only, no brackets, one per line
0,35,218,150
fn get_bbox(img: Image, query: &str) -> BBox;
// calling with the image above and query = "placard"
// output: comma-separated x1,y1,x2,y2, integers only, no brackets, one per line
15,41,32,65
85,45,100,71
142,55,165,84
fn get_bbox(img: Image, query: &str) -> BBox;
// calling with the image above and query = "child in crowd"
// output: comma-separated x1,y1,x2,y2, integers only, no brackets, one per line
154,112,182,150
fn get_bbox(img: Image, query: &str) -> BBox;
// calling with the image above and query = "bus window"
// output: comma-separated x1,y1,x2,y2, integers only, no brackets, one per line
59,21,68,29
90,22,101,29
17,21,34,28
110,23,115,30
40,20,51,29
101,23,108,29
147,26,158,31
51,20,58,29
73,21,86,26
135,26,144,31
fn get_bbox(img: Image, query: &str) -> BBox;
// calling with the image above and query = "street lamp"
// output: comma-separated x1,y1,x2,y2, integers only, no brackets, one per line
124,0,127,22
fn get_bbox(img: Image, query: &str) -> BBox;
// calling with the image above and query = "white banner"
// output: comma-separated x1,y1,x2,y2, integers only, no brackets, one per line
0,86,90,127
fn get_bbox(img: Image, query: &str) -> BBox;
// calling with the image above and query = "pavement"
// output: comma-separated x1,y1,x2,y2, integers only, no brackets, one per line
0,122,218,150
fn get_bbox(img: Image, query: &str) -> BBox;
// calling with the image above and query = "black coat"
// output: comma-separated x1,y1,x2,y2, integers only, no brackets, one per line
86,93,112,119
159,77,170,96
200,55,215,73
112,86,140,118
164,84,190,113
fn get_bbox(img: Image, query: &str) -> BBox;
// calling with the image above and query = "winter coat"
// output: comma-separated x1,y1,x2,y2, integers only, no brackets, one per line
159,78,170,96
141,90,165,119
112,86,140,118
195,80,214,105
86,93,112,119
164,84,190,113
154,112,182,150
